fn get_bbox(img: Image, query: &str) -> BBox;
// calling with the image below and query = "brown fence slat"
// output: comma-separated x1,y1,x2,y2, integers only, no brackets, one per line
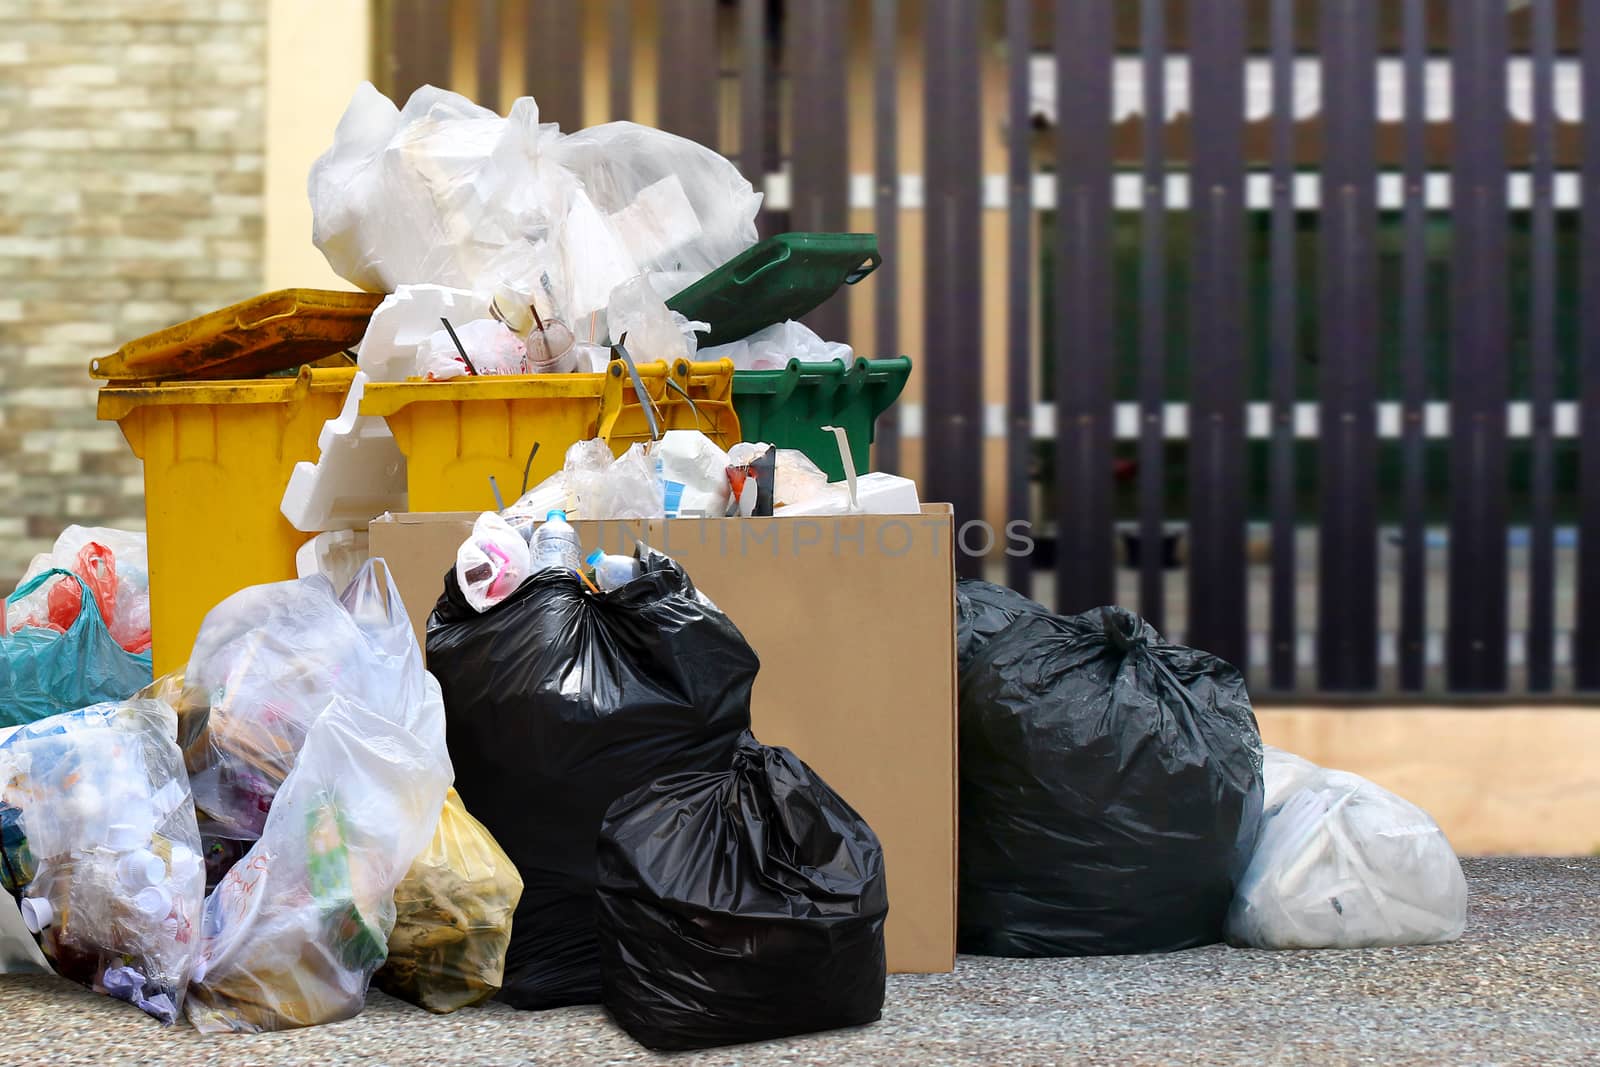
1399,0,1428,691
875,0,902,474
791,0,849,341
1448,1,1509,692
1317,0,1379,690
1527,0,1557,690
924,0,984,577
1052,0,1114,613
525,0,584,129
475,0,501,112
391,0,452,101
1136,0,1167,630
1267,0,1296,689
609,0,632,121
1579,2,1600,688
1186,0,1247,667
656,0,719,146
1005,0,1032,593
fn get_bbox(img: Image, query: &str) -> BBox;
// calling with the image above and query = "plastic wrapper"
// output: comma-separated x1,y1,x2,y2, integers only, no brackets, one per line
725,442,774,516
554,122,761,300
418,318,528,380
597,733,887,1051
182,561,443,841
959,604,1264,956
1225,750,1467,949
184,694,453,1033
1,569,153,727
455,513,532,612
5,526,151,654
426,545,756,1008
604,275,705,364
698,319,854,372
0,698,205,1023
375,788,523,1013
655,430,732,518
774,448,831,509
569,442,665,520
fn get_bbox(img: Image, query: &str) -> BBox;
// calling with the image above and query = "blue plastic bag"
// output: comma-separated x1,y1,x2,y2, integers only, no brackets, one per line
0,569,153,727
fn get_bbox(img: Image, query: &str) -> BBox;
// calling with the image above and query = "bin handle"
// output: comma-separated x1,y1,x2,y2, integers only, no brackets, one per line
612,339,662,441
844,251,882,285
732,241,792,286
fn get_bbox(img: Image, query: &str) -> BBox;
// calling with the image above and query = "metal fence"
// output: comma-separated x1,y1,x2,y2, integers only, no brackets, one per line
378,0,1594,700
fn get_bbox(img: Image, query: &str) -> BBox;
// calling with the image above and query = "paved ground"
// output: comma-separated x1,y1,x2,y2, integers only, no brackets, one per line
1,856,1593,1066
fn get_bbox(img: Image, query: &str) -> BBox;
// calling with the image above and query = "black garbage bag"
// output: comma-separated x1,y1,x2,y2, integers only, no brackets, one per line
596,732,888,1051
959,605,1263,957
426,546,758,1009
955,578,1050,670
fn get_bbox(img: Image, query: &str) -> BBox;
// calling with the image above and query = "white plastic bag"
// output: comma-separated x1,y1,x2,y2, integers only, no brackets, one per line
0,699,206,1023
184,693,452,1033
699,319,854,372
1226,750,1468,950
417,318,528,380
310,85,574,294
553,121,761,300
655,430,732,518
455,512,532,612
183,561,441,840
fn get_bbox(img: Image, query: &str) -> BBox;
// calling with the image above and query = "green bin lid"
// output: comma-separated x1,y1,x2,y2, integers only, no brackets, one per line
666,232,880,348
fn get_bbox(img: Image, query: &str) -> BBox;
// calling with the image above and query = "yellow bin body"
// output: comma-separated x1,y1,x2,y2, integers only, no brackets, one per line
360,358,741,513
97,367,356,675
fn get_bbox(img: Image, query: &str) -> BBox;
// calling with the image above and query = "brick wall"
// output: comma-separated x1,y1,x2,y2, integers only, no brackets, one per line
0,0,266,582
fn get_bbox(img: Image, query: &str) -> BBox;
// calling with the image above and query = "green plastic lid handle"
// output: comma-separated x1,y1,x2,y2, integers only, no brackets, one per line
843,250,883,285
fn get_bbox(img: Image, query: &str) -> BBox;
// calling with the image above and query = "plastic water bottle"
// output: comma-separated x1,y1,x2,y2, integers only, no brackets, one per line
532,510,583,574
587,550,641,592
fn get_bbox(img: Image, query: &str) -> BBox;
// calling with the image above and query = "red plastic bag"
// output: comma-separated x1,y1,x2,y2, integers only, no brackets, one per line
42,542,118,635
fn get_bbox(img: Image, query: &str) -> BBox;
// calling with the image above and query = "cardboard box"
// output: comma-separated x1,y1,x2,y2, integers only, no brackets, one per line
368,506,958,974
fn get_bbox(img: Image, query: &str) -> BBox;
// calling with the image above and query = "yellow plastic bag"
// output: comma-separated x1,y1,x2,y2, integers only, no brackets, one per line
376,789,523,1013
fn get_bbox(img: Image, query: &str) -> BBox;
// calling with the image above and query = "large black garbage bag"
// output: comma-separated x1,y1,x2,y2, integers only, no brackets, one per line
959,605,1263,956
426,547,757,1009
955,578,1050,670
596,733,888,1051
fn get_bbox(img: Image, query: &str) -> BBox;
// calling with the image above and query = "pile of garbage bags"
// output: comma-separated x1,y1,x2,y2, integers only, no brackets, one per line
427,530,888,1049
955,579,1467,959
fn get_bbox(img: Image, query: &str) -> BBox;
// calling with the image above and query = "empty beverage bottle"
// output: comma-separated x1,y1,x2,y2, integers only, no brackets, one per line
586,551,641,593
531,511,583,574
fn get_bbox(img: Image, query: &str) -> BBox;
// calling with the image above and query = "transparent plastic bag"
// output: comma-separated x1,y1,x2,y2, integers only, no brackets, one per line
1226,753,1468,949
774,449,831,508
455,513,532,613
0,698,205,1023
375,788,523,1013
699,320,853,372
184,694,452,1033
605,275,703,364
554,122,761,299
577,443,665,520
417,318,528,380
183,561,441,840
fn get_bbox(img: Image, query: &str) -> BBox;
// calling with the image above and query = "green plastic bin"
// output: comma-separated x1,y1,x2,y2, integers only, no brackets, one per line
732,356,912,481
667,232,880,347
